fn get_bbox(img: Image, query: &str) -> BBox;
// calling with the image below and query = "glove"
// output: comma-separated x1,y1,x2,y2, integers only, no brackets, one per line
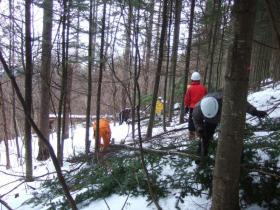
185,107,189,114
255,110,268,118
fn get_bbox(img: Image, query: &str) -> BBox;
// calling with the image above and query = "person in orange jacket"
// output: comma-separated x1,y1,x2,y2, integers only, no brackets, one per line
184,71,207,139
92,118,111,151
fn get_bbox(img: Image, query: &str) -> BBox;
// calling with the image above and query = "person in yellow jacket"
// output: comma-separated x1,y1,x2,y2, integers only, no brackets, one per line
155,97,164,120
92,118,111,151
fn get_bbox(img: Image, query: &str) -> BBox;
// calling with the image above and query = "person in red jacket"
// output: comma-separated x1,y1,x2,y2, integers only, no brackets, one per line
184,71,207,139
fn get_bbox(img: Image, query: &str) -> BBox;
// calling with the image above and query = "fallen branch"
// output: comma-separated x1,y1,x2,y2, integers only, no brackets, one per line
0,181,25,199
110,144,199,160
0,198,13,210
126,126,188,146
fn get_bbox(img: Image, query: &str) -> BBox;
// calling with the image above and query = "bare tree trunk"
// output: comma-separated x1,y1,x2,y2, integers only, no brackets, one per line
133,7,162,207
95,2,107,160
265,0,280,50
121,2,132,110
143,0,155,95
9,0,20,159
146,0,169,138
215,1,231,89
0,50,78,210
153,1,162,64
168,0,182,122
57,0,71,165
207,0,222,90
63,64,73,140
0,83,11,169
24,0,33,181
85,0,95,154
212,0,257,209
179,0,195,124
203,0,215,85
163,0,173,131
38,0,53,161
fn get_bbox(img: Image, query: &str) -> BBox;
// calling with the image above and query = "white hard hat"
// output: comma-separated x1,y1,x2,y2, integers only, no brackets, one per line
200,97,219,118
191,72,201,81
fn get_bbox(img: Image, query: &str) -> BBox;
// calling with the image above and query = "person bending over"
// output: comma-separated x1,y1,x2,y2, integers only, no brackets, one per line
192,91,267,158
93,118,111,151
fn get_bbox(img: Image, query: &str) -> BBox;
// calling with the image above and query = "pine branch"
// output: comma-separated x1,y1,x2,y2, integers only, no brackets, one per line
110,144,200,160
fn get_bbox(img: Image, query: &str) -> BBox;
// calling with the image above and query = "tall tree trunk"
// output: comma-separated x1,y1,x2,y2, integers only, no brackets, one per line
9,0,20,159
163,0,173,131
24,0,33,181
0,83,11,169
0,51,78,210
121,2,132,110
265,0,280,50
95,2,106,160
153,1,162,64
57,0,70,166
168,0,182,122
212,0,257,209
37,0,53,161
146,0,169,138
63,64,73,140
215,1,231,89
179,0,195,124
143,0,155,95
85,0,95,154
203,0,215,85
134,8,162,208
207,0,222,90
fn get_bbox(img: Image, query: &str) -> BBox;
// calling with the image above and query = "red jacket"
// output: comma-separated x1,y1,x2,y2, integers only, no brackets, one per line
184,81,207,108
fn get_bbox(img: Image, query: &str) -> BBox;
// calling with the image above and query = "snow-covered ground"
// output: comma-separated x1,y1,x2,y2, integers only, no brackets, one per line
0,82,280,210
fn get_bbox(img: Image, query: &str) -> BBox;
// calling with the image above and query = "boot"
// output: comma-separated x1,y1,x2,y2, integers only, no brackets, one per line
189,131,195,140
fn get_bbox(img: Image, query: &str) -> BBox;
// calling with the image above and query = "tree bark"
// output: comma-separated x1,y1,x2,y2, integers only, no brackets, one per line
37,0,53,161
85,0,95,154
0,83,11,169
57,0,71,165
95,2,107,160
24,0,33,181
146,0,169,138
168,0,182,123
179,0,195,124
63,64,73,140
211,0,257,209
121,2,132,110
143,0,155,95
207,0,222,91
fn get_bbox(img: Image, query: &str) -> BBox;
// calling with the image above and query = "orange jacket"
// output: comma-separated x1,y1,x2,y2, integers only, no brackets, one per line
93,118,111,149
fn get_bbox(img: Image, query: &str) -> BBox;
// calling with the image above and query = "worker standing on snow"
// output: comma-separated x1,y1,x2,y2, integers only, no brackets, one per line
184,71,207,140
155,97,164,120
119,108,131,125
192,91,268,159
93,117,111,151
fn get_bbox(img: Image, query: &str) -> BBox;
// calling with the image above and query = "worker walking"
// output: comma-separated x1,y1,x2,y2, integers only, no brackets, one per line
184,71,207,139
155,97,164,120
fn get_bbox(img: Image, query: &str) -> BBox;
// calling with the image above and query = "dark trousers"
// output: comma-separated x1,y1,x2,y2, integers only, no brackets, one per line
197,122,217,157
188,108,195,132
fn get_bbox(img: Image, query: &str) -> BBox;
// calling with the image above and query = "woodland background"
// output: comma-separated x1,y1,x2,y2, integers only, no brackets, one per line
0,0,280,209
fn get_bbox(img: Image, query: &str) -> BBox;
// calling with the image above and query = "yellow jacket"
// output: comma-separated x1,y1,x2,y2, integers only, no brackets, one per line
155,100,164,115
